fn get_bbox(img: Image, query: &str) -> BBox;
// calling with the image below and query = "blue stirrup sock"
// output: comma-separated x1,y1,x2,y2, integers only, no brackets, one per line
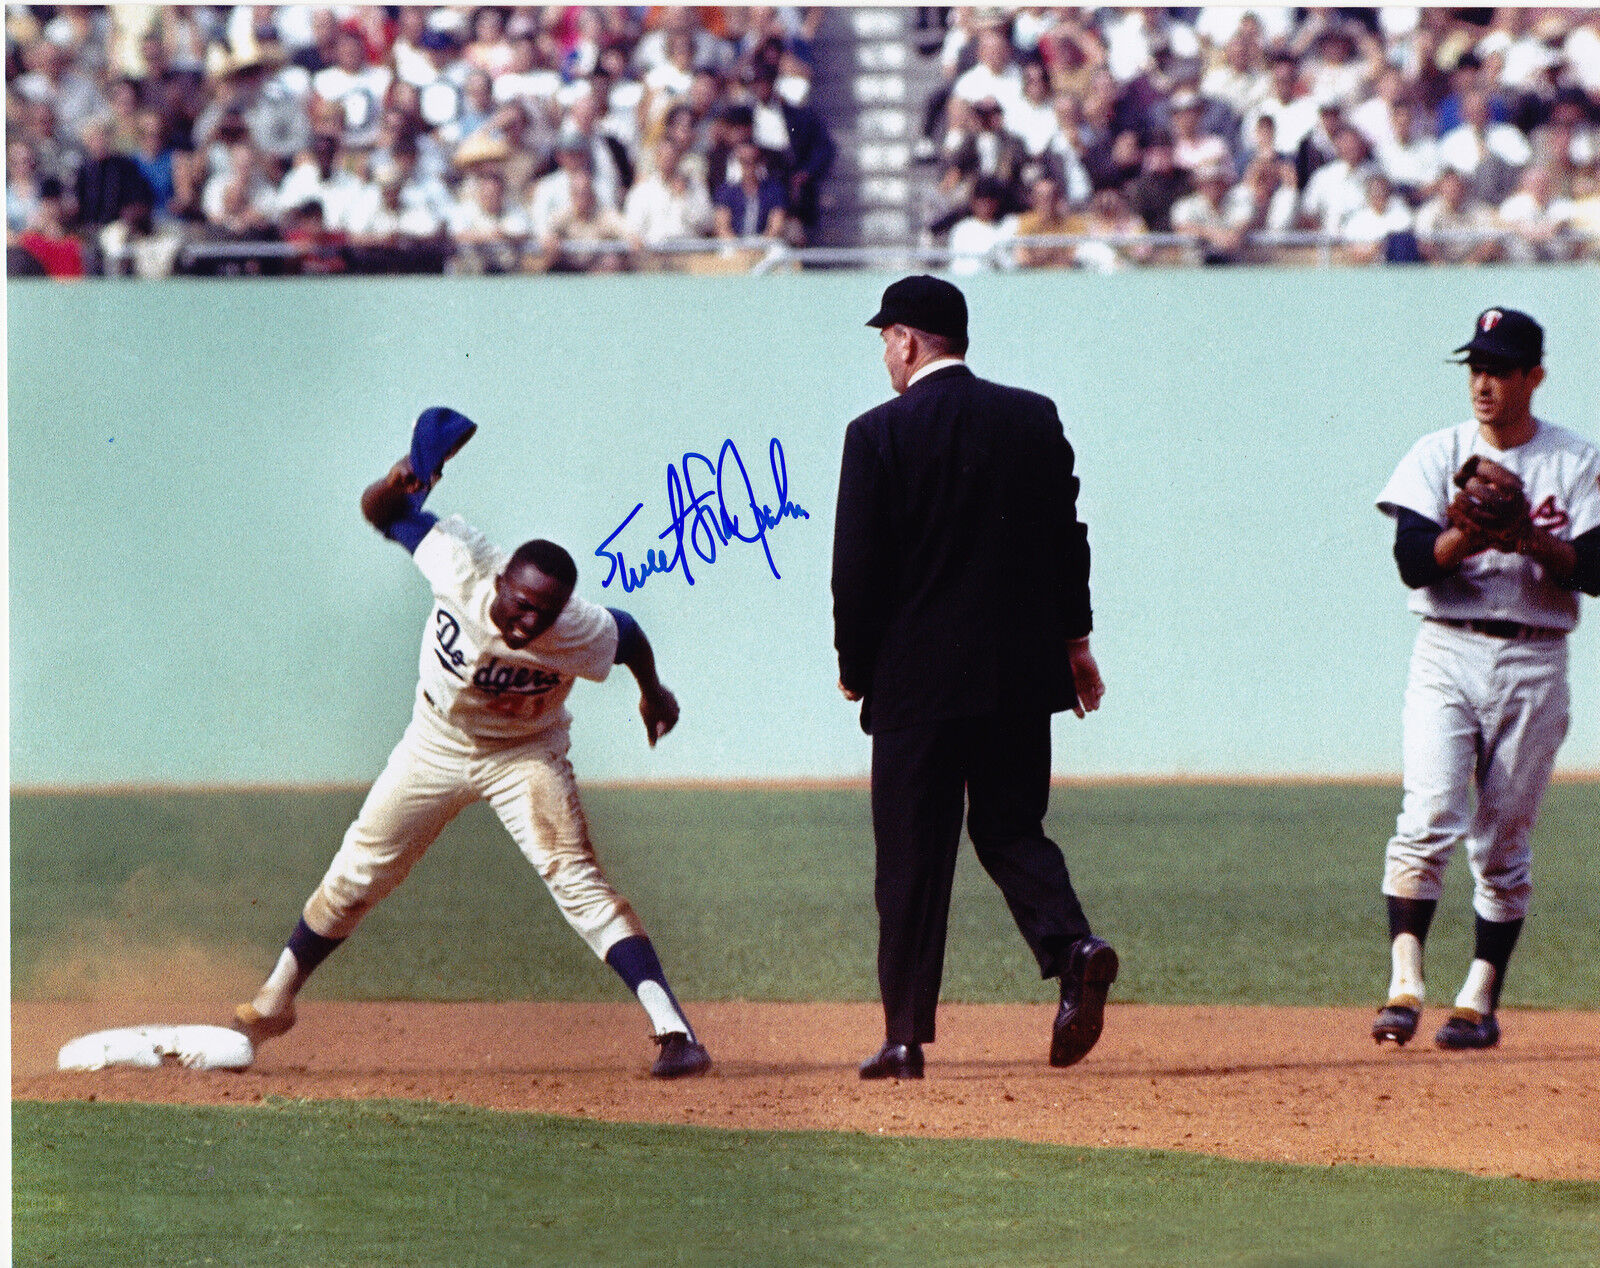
254,918,346,1016
606,935,695,1040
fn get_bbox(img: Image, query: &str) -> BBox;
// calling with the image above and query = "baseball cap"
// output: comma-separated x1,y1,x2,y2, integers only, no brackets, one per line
866,275,968,341
1452,307,1543,368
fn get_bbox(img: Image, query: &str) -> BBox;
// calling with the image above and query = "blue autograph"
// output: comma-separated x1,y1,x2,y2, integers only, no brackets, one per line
596,437,810,591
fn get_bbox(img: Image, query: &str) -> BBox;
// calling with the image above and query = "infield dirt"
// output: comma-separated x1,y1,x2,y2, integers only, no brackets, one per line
15,1001,1599,1182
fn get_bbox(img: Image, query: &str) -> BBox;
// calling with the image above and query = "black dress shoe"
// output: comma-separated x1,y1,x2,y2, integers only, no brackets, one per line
1050,936,1119,1067
859,1041,924,1080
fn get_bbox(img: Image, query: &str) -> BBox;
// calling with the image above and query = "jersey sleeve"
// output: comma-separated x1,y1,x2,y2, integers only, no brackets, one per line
1565,446,1600,538
1377,433,1453,523
534,595,619,682
411,514,500,600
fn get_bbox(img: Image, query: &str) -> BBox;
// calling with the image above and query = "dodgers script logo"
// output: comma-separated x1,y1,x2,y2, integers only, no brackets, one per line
433,609,469,679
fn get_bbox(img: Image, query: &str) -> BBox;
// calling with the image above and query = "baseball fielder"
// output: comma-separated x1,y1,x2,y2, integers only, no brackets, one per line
1372,308,1600,1050
233,408,711,1078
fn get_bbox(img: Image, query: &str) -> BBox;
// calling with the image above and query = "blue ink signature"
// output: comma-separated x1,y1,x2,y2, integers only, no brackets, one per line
596,437,809,592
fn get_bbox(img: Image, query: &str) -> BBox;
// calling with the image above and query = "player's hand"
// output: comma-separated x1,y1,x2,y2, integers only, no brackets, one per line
839,680,862,702
640,684,680,747
1068,640,1104,718
388,455,436,496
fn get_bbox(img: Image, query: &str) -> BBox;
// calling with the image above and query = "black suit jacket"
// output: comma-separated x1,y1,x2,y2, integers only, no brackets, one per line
832,364,1093,734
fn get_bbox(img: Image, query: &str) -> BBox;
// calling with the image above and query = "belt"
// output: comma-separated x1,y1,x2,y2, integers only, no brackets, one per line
1429,617,1565,641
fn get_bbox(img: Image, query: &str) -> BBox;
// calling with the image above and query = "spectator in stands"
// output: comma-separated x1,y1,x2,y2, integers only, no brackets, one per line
73,115,155,233
942,97,1030,216
1293,98,1345,191
1007,60,1059,157
447,168,529,274
1171,158,1246,264
560,83,632,211
742,61,834,242
311,27,391,150
201,145,277,245
107,76,146,153
713,137,788,241
13,177,86,278
280,199,347,275
1071,186,1152,272
1349,67,1414,155
7,140,45,233
276,133,361,231
1124,130,1189,233
1298,124,1371,233
1337,171,1415,264
1243,52,1317,159
537,165,632,273
1012,170,1075,268
529,141,601,241
1040,93,1094,204
624,139,714,252
13,36,108,146
1439,87,1530,207
343,167,448,272
1032,8,1106,100
1168,89,1229,176
131,110,177,218
1201,23,1268,121
439,68,497,153
1529,90,1597,198
1298,21,1382,110
1225,154,1299,257
465,6,516,78
1497,165,1580,263
947,175,1017,275
952,24,1025,122
98,194,184,278
1413,167,1502,264
1374,98,1442,202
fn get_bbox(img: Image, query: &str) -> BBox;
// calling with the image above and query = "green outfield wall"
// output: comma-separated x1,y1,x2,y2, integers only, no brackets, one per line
9,267,1598,785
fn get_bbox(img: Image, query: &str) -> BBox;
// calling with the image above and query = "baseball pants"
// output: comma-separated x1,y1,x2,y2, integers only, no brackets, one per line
303,703,645,957
1384,620,1570,924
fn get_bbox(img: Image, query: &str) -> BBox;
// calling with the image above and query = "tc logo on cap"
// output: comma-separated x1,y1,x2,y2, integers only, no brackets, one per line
1481,310,1503,331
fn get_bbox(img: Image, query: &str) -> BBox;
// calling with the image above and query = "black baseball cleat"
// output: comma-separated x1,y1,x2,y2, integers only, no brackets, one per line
859,1041,924,1080
1435,1008,1500,1051
1051,936,1119,1067
651,1032,711,1078
1372,995,1422,1046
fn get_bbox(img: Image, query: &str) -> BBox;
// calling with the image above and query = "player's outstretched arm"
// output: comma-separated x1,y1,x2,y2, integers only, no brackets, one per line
361,457,432,533
609,609,679,746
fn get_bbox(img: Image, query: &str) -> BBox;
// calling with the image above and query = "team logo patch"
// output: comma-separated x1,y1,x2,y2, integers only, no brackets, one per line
1480,309,1503,331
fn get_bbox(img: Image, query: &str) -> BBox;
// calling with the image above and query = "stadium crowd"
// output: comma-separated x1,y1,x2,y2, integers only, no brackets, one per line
916,6,1600,269
8,7,1600,278
5,4,835,277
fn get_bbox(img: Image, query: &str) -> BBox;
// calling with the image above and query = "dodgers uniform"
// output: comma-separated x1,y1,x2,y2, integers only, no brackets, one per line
302,515,646,956
236,432,709,1078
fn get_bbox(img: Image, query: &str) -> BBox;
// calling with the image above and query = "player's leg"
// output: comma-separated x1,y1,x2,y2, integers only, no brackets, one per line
1375,624,1481,1045
1440,641,1569,1050
236,721,475,1044
864,719,966,1075
964,712,1113,1067
481,739,709,1078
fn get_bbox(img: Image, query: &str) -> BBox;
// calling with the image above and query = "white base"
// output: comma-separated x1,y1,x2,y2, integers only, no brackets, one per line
57,1024,255,1072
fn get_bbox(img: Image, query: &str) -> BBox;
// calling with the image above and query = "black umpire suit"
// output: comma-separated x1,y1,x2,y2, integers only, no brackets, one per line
832,275,1116,1078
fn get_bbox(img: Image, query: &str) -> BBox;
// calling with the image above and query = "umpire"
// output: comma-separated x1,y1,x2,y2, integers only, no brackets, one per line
831,275,1117,1080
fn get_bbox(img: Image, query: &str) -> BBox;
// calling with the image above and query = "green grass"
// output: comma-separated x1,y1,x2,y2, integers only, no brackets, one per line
12,782,1600,1008
14,1100,1600,1268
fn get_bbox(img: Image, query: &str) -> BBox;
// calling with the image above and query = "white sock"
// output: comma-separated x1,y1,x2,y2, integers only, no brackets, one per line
1387,933,1425,1002
1454,959,1496,1015
636,981,693,1040
252,949,300,1016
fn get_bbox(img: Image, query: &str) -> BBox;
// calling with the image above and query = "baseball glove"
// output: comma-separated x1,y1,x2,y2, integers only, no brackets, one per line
1447,455,1532,552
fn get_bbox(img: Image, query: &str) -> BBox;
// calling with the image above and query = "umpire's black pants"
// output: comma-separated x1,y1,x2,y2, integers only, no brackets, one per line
871,711,1093,1046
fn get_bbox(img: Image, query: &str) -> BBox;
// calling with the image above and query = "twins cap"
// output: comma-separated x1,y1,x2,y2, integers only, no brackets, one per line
1452,307,1543,367
866,274,968,342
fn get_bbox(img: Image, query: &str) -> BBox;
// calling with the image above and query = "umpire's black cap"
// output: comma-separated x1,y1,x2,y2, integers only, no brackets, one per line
866,274,968,343
1452,307,1543,368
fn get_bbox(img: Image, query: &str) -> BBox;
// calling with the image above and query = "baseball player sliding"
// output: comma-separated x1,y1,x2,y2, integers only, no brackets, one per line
1373,308,1600,1050
233,408,711,1078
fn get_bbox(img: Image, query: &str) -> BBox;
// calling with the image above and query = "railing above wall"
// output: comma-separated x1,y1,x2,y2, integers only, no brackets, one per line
75,228,1600,279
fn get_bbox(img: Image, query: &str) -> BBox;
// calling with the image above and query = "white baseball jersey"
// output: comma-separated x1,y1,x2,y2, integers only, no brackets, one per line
1377,419,1600,631
412,515,619,741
